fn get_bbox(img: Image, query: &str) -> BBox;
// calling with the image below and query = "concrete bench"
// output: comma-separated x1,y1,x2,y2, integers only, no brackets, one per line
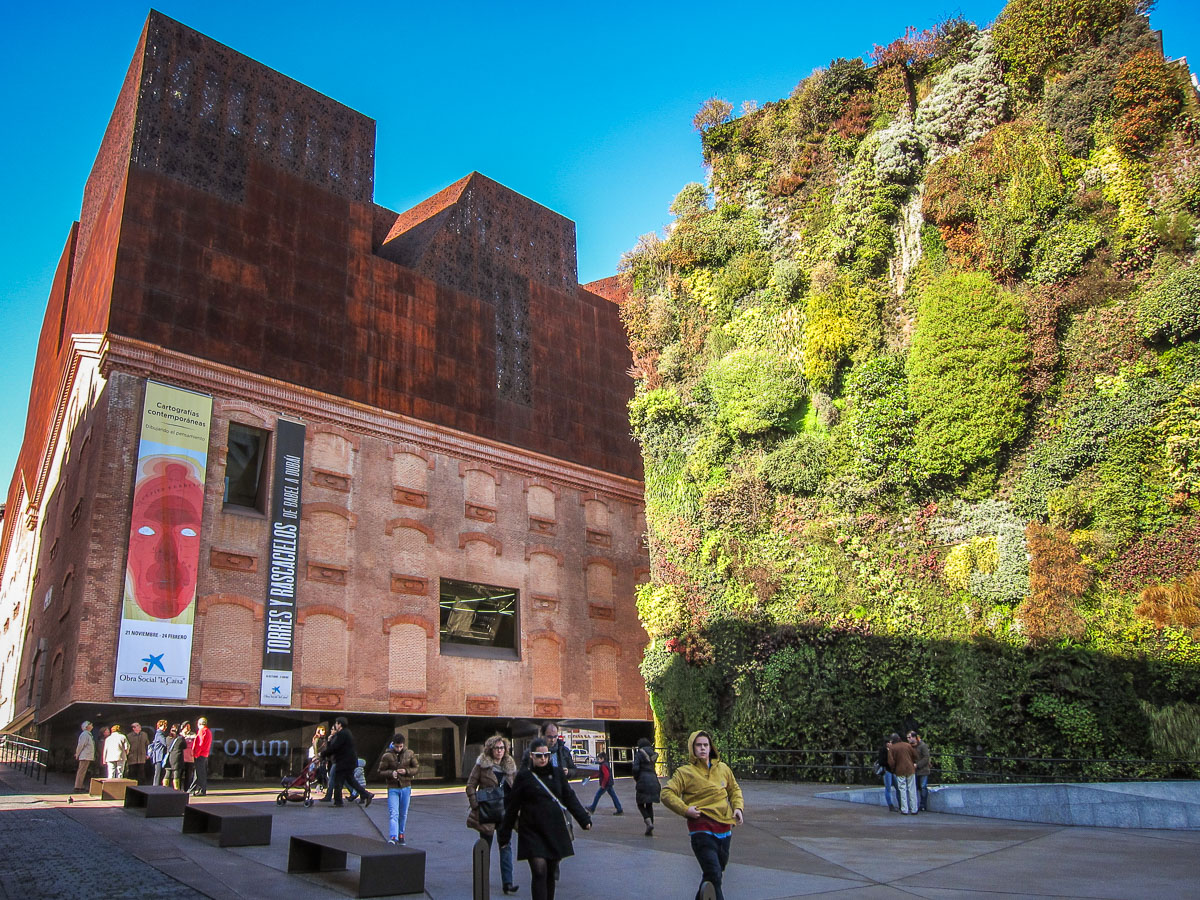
288,832,425,898
89,778,137,801
124,784,189,817
182,803,273,847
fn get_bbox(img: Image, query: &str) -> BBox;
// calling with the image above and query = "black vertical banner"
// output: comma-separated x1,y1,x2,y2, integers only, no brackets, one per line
259,418,305,706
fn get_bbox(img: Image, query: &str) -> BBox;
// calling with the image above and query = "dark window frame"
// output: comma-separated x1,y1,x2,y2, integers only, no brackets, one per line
223,422,271,513
438,577,520,660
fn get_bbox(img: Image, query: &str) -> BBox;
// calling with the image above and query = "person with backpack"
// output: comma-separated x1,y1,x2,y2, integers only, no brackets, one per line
632,737,662,836
586,751,624,815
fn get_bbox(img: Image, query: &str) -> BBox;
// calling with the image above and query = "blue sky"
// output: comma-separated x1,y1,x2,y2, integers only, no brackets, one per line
1,1,1197,488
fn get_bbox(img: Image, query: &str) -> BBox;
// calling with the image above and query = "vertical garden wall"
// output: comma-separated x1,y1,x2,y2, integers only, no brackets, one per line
622,0,1200,775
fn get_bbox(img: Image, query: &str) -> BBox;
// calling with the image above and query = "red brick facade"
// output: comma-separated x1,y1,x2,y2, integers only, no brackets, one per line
0,12,649,751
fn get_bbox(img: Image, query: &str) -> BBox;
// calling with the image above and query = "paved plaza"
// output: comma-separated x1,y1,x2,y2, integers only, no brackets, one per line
0,765,1195,899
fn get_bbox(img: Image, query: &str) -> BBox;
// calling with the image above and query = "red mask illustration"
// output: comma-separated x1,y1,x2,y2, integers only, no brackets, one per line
128,460,204,619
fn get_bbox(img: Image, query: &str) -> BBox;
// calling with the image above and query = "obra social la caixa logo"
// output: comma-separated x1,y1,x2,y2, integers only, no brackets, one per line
141,652,167,674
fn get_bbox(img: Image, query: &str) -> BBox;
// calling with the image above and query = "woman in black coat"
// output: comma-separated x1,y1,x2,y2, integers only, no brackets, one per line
631,737,662,836
498,737,591,900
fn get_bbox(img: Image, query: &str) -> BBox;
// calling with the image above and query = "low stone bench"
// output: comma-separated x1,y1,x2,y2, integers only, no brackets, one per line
181,803,273,847
124,784,189,817
287,832,425,898
89,778,137,801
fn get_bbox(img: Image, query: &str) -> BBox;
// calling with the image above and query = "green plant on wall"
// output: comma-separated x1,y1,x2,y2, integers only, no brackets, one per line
620,0,1200,775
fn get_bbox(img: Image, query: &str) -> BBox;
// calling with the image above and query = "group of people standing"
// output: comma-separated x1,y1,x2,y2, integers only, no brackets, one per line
878,730,931,815
72,717,213,796
464,723,743,900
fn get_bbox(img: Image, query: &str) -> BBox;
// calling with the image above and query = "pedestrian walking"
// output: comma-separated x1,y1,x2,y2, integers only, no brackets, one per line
73,721,95,792
378,733,419,844
320,716,373,808
498,737,591,900
467,734,518,894
661,730,745,900
586,752,624,815
632,737,662,836
888,732,919,815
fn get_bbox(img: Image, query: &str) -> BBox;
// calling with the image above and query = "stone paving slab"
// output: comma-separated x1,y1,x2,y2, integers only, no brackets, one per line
2,766,1197,899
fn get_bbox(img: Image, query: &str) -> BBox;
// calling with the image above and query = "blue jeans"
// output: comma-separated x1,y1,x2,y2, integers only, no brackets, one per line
589,783,623,813
690,831,730,900
483,831,515,886
388,785,411,839
916,774,929,810
883,770,901,809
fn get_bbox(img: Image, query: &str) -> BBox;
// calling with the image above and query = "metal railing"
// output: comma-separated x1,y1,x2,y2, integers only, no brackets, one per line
644,746,1200,786
0,734,49,784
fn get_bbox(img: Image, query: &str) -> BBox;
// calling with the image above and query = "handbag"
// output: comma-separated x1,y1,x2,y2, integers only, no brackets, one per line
530,769,575,840
475,785,506,825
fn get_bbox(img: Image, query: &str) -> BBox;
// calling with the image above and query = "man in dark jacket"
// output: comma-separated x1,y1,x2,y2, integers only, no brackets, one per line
522,721,578,777
321,717,374,808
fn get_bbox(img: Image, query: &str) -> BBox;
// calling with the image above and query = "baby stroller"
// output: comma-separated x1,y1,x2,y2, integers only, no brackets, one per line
277,757,320,807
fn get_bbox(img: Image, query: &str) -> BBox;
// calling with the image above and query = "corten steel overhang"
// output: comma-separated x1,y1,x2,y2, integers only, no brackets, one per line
1,10,639,576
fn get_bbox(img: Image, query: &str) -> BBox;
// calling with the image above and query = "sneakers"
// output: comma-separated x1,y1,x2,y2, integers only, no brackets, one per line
396,834,404,844
502,884,519,894
613,810,624,816
362,792,374,808
387,839,398,845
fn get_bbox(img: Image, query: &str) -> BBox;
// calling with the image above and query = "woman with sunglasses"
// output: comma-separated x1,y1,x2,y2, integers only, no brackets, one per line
498,737,591,900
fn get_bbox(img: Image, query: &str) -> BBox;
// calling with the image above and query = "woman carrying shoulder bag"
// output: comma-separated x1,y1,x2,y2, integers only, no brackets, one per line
498,737,591,900
467,734,518,894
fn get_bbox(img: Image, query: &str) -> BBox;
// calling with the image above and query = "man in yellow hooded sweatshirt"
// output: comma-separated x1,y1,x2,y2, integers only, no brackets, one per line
661,731,745,900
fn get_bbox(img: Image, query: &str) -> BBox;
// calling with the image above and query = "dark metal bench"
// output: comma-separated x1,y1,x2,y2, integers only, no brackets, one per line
124,784,189,817
182,803,273,847
288,833,425,898
89,777,137,800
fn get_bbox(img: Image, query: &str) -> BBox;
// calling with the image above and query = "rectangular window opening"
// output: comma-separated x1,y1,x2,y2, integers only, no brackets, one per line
439,577,519,658
224,422,270,511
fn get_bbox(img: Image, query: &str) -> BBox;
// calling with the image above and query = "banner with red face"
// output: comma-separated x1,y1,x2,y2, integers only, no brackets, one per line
114,381,213,700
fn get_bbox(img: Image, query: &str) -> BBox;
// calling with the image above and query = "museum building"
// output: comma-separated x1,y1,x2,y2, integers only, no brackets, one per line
0,11,649,780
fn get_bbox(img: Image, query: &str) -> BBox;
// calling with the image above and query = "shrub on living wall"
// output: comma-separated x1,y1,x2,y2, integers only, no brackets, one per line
907,272,1030,480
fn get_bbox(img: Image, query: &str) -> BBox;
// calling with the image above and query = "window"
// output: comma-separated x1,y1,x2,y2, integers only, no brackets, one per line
224,423,269,511
438,578,518,658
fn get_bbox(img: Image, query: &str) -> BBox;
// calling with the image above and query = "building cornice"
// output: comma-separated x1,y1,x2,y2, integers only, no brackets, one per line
99,335,644,503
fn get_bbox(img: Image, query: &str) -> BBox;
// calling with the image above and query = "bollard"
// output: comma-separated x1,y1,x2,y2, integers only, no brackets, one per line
472,837,490,899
